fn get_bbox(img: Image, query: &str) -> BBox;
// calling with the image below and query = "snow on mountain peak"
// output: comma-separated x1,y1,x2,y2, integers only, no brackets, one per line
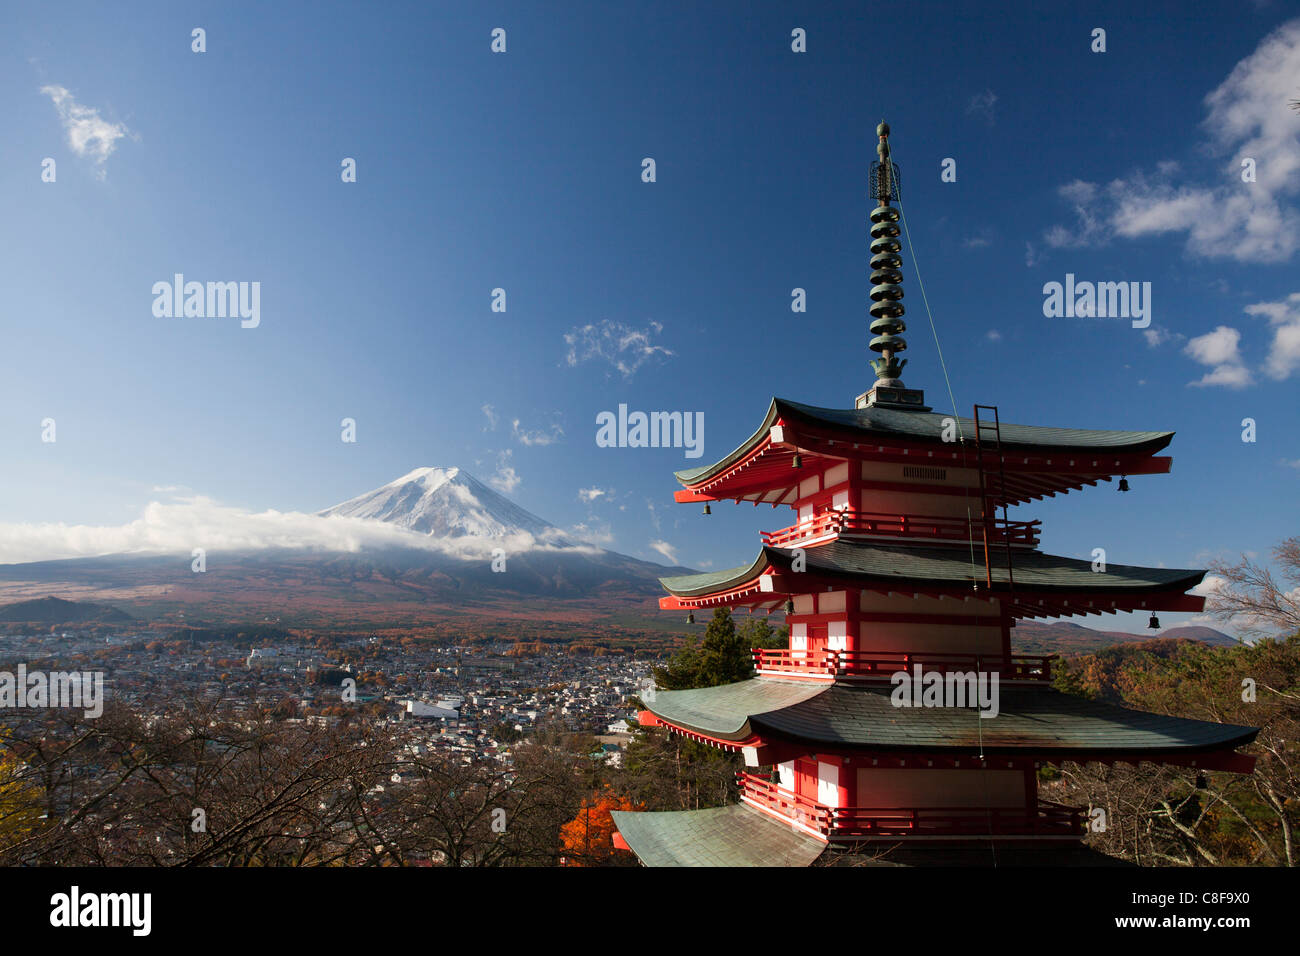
319,467,563,541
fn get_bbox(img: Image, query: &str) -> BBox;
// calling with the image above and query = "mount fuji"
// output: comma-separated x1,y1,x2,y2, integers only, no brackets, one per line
319,467,568,544
0,467,689,632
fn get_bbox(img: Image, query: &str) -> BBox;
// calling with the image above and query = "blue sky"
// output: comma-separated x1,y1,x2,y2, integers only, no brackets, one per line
1,1,1297,634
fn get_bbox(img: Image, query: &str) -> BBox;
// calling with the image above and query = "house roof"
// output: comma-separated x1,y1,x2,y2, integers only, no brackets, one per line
642,678,1259,756
610,804,826,867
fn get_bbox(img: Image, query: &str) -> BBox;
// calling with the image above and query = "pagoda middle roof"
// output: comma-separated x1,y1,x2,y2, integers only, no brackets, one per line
610,804,826,867
674,398,1174,486
659,541,1205,598
641,678,1259,756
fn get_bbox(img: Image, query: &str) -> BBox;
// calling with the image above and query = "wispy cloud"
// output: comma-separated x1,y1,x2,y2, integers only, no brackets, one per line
578,487,610,503
966,89,998,125
1042,19,1300,262
563,320,673,378
512,417,563,446
41,84,132,179
1142,325,1184,349
484,450,520,493
563,520,615,547
481,404,499,430
648,540,678,564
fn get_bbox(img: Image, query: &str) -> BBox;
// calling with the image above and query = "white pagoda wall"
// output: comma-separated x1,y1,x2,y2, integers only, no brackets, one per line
857,592,1004,656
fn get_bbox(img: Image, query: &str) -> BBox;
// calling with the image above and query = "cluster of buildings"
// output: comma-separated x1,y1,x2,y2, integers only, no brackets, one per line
0,627,651,766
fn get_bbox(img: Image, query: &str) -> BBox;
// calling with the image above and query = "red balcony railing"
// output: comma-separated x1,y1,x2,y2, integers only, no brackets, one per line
752,648,1055,682
738,773,833,833
739,773,1085,839
759,509,1040,549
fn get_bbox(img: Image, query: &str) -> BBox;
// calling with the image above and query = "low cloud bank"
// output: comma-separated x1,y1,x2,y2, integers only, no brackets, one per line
0,497,598,565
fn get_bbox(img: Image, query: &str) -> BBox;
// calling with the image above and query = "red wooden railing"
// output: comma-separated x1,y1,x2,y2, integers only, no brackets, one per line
752,648,1055,681
759,509,1040,549
738,773,832,833
738,773,1085,839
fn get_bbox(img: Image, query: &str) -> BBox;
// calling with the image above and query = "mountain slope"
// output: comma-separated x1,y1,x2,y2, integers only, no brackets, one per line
0,467,689,630
319,467,564,542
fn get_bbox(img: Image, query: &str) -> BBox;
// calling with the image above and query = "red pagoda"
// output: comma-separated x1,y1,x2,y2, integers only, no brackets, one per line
610,123,1258,867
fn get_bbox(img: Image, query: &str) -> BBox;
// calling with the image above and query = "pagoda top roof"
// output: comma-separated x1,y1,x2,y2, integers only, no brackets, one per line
640,679,1259,757
674,397,1174,488
659,542,1205,619
610,804,826,867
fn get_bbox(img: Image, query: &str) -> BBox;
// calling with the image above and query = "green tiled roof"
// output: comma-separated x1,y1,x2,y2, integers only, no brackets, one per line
675,398,1174,485
659,542,1205,596
611,804,826,867
643,679,1259,755
642,678,825,736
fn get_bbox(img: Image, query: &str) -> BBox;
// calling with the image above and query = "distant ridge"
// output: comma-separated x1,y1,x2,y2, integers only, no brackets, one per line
1012,620,1237,655
0,596,133,625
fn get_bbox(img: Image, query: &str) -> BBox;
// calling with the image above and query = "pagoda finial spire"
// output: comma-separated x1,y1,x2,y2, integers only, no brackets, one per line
856,122,928,411
868,121,907,387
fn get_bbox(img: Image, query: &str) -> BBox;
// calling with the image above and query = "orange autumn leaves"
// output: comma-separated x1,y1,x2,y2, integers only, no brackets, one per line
559,789,641,866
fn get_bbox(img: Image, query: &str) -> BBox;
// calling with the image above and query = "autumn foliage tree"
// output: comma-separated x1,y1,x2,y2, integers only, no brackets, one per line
0,733,42,851
558,789,641,866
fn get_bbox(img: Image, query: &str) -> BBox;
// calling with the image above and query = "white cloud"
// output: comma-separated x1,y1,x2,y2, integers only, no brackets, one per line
563,320,673,378
1243,290,1300,380
1184,325,1253,387
0,496,592,566
1024,242,1042,267
485,450,520,494
963,234,992,249
1044,179,1108,248
966,89,997,125
578,487,610,503
1142,326,1183,348
985,329,1002,342
648,540,678,564
563,520,615,547
511,418,563,446
481,404,499,430
1280,458,1300,471
41,85,131,179
1043,20,1300,262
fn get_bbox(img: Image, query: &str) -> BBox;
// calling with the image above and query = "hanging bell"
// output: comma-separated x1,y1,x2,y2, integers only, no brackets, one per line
784,598,795,615
686,612,695,624
1148,612,1160,629
1117,476,1130,492
792,453,803,469
702,503,711,516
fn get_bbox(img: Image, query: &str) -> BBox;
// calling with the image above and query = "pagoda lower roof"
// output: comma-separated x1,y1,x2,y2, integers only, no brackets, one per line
674,398,1174,488
610,803,826,867
659,542,1205,618
640,678,1258,759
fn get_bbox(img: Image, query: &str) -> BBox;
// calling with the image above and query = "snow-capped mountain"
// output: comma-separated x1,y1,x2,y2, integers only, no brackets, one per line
319,467,567,543
0,466,691,627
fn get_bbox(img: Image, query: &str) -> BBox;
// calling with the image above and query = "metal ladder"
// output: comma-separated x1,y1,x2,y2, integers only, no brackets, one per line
972,405,1016,595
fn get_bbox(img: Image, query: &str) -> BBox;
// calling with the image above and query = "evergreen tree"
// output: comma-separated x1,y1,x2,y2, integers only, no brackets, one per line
654,608,756,689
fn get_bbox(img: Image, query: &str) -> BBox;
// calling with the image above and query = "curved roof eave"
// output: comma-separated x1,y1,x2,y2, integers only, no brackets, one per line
674,397,1176,488
660,544,1205,597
